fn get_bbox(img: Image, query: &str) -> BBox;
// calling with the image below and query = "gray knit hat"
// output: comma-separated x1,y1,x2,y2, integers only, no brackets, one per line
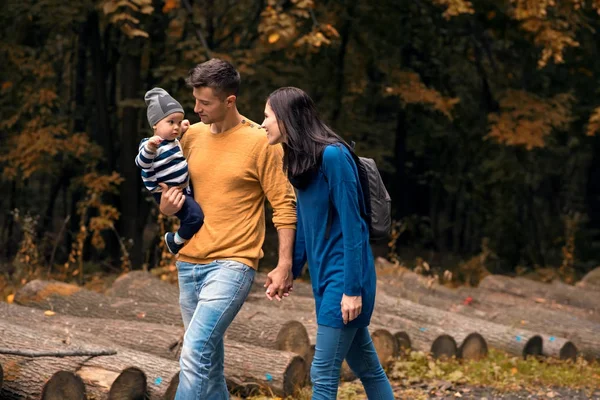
145,87,184,127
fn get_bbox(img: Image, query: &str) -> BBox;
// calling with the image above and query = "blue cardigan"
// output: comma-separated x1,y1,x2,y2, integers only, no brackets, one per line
292,144,377,329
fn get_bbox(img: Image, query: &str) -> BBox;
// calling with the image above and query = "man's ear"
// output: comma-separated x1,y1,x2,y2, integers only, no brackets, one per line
226,95,236,108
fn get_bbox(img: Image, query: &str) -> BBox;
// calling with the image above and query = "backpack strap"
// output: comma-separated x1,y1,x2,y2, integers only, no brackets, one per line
324,141,357,240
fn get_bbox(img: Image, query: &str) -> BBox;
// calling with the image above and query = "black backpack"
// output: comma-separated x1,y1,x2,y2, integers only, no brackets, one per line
325,143,392,241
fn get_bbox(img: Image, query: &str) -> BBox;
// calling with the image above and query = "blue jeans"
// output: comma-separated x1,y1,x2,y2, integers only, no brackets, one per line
153,191,204,240
311,325,394,400
175,260,255,400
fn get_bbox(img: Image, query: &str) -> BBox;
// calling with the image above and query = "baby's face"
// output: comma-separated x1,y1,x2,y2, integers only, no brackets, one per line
154,112,185,140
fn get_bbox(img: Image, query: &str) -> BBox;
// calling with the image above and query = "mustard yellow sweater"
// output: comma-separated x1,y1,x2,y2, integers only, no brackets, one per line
177,118,297,269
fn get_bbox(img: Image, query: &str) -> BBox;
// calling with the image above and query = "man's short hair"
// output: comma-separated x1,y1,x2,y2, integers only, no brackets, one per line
186,58,240,99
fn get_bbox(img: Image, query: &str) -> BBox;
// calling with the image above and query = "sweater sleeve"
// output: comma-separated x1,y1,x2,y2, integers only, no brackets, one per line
256,141,297,230
292,203,307,279
134,138,156,170
322,145,363,296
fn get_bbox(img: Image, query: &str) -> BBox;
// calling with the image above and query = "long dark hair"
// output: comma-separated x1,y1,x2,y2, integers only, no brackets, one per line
267,87,347,188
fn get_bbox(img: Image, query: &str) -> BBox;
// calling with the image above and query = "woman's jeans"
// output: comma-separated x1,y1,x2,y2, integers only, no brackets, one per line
311,325,394,400
174,260,255,400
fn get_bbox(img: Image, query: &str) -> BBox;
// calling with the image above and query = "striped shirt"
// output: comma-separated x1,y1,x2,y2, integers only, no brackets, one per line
134,138,189,193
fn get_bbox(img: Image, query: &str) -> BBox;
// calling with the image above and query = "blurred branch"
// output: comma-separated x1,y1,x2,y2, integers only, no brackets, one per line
181,0,212,59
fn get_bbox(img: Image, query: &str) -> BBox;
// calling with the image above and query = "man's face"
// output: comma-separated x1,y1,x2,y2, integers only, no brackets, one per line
192,86,233,125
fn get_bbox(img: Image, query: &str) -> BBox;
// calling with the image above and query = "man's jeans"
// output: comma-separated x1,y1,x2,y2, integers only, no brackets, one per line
175,260,255,400
310,325,394,400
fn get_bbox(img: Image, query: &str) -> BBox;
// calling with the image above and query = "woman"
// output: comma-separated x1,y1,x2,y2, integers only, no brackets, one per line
261,87,394,399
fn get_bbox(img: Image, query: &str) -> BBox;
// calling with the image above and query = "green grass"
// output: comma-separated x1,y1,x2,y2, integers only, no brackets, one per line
248,349,600,400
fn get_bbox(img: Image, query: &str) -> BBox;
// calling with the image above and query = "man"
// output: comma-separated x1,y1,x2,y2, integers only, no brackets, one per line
158,58,297,399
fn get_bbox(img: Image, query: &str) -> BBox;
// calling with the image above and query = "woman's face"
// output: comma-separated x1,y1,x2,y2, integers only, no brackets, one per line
261,102,284,145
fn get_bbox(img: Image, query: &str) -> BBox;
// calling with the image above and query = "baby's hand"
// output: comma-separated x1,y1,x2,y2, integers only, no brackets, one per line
181,119,190,134
146,136,163,152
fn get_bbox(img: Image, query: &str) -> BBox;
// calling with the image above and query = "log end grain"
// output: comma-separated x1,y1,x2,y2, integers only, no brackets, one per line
523,335,543,358
15,280,80,305
559,342,578,361
431,334,457,360
394,331,412,356
41,371,86,400
0,362,3,391
371,329,399,365
458,333,488,360
275,321,311,359
283,355,308,396
108,367,147,400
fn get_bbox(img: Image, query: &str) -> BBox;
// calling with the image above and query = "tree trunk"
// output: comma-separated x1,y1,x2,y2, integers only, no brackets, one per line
14,279,183,326
118,49,145,269
226,311,311,361
577,267,600,290
107,270,180,304
378,292,577,360
382,283,600,360
0,302,183,360
479,275,600,314
0,319,179,400
0,302,308,396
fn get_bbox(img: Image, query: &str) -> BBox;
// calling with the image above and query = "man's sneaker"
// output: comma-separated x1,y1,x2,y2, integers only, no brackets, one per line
164,232,184,255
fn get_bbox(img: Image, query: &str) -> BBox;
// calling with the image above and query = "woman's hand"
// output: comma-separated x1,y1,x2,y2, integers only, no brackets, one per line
158,183,185,216
341,294,362,325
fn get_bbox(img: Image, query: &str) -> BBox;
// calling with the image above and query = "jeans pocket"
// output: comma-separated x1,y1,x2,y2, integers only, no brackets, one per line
214,260,254,284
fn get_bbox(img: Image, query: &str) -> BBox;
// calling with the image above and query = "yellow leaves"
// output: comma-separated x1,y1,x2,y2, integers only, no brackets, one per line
162,0,179,13
268,33,281,44
585,107,600,136
101,0,152,39
432,0,475,19
44,310,56,316
2,81,13,91
487,90,575,150
6,294,14,304
385,71,459,120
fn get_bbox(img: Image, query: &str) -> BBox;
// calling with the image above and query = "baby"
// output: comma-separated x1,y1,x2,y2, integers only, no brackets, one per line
135,88,204,254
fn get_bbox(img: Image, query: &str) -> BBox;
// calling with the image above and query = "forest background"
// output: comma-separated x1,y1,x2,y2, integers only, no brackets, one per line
2,0,600,289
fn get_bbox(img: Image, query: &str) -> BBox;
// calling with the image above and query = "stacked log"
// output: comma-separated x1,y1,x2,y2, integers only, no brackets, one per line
377,293,577,360
41,371,86,400
108,270,179,304
479,274,600,314
0,319,179,399
576,267,600,291
0,314,306,399
15,279,183,326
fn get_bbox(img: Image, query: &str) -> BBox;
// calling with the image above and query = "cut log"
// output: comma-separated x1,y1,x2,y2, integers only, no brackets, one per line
107,271,179,304
226,312,311,361
14,279,183,326
380,274,600,360
458,333,488,360
379,262,600,324
0,319,179,400
0,362,3,391
0,303,308,396
0,318,306,398
0,302,183,360
431,334,458,360
395,332,411,354
479,275,600,314
108,367,146,400
576,267,600,291
41,371,86,400
377,293,577,360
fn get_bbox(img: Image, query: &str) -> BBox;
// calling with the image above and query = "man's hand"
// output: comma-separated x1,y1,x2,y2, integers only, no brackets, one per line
181,119,190,134
158,183,185,216
146,135,163,152
341,294,362,325
264,264,293,301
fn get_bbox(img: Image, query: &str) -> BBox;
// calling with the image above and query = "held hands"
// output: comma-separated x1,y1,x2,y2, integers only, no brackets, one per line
264,264,293,301
341,294,362,325
146,135,163,152
181,119,190,134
